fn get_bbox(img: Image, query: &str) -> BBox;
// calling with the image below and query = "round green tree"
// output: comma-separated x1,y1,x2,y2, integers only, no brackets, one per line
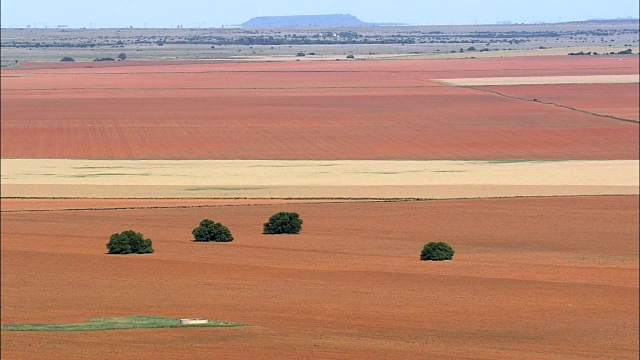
106,230,154,254
263,212,303,234
420,242,454,261
192,219,234,242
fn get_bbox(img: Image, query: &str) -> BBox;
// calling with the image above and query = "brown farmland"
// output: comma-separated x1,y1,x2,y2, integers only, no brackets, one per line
1,196,638,359
1,52,639,360
2,56,638,160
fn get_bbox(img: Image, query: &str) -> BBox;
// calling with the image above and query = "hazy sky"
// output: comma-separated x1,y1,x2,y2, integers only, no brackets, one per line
1,0,638,28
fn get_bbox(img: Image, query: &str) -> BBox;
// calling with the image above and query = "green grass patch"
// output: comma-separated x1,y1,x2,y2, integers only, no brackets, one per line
20,173,61,176
72,166,132,170
485,159,566,164
184,187,263,191
247,163,339,168
353,170,425,175
66,172,152,178
1,315,248,331
485,159,534,164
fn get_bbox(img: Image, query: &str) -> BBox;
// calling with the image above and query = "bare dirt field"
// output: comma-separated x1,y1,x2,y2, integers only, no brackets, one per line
1,196,638,359
1,47,638,359
2,56,639,160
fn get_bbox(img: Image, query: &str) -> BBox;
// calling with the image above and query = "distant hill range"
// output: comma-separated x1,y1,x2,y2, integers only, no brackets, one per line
241,14,402,27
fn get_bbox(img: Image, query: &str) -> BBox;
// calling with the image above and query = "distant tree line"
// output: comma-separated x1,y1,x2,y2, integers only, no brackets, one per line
569,48,634,55
8,27,635,49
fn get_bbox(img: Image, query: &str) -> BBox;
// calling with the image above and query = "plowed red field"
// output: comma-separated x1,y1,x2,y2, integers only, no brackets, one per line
1,196,638,359
480,83,640,121
1,69,447,90
2,56,638,160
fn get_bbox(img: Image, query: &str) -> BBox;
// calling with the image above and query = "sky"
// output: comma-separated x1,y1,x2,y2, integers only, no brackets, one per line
1,0,638,28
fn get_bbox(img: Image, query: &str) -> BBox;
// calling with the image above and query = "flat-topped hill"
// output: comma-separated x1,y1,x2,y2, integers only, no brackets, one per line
241,14,369,27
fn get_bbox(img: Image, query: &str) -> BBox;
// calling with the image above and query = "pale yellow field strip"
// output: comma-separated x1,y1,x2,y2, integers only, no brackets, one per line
1,159,637,199
436,74,640,86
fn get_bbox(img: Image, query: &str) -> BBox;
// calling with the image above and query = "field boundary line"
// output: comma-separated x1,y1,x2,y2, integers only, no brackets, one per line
2,194,636,213
0,198,393,213
458,85,640,124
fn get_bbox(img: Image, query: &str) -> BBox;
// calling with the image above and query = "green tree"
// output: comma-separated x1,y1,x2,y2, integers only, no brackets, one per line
420,242,454,261
263,212,303,234
192,219,234,242
106,230,154,254
60,56,75,62
117,52,127,61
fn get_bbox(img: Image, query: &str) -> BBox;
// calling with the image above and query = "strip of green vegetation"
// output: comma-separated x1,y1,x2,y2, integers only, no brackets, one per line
484,159,533,164
352,170,426,175
72,166,132,170
247,163,340,168
185,187,263,191
65,172,152,178
485,159,567,164
20,173,60,176
1,316,248,331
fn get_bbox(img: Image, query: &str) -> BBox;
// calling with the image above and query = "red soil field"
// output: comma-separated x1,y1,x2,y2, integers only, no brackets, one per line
14,59,229,70
0,69,446,91
1,196,638,359
478,83,640,121
2,57,638,160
